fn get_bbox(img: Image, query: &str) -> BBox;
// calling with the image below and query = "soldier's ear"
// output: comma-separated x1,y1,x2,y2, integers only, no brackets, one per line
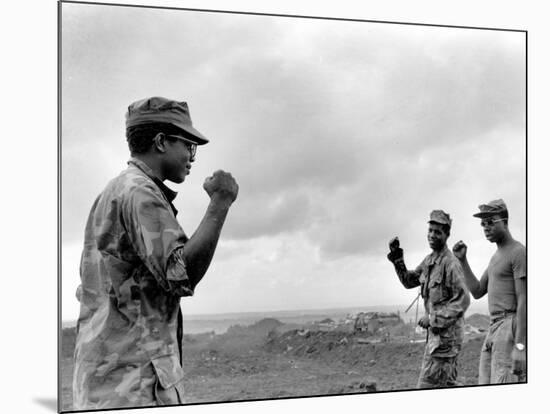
153,133,168,153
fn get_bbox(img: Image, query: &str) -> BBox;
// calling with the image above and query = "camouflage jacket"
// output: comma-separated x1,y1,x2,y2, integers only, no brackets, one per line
73,158,193,409
393,247,470,357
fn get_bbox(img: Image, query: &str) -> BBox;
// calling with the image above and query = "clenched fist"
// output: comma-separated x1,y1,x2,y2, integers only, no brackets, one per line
203,170,239,203
387,236,404,263
452,240,468,261
418,315,430,329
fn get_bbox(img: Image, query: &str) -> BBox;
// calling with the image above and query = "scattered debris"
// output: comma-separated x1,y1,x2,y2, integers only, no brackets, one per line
354,312,403,333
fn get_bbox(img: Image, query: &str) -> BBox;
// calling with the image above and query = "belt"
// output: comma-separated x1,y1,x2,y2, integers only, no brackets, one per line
490,310,516,324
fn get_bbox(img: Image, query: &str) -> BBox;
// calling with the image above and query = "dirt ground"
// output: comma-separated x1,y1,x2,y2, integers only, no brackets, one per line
182,330,483,403
60,317,486,411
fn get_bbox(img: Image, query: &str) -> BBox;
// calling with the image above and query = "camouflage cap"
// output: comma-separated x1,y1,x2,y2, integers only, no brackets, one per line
428,210,452,227
125,96,209,145
473,199,508,218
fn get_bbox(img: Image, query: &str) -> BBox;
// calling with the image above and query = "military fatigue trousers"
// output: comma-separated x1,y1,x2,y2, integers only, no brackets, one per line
417,346,459,388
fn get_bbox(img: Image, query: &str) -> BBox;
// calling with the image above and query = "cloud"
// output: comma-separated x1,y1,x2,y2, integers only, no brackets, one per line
60,6,526,314
224,190,314,239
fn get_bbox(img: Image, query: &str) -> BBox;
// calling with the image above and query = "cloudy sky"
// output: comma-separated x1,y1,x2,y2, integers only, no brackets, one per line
60,3,526,320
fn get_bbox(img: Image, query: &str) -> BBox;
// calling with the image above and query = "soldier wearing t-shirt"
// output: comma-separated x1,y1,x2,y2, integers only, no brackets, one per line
453,199,526,383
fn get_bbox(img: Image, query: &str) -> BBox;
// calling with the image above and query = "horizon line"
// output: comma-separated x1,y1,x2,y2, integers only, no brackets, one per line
62,302,489,323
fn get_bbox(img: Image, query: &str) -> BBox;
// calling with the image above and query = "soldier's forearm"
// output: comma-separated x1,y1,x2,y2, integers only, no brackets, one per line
457,258,486,298
393,260,420,289
515,291,527,345
515,302,527,344
183,196,232,287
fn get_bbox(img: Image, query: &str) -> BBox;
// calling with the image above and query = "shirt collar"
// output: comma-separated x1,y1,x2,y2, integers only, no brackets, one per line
127,158,178,203
427,246,449,265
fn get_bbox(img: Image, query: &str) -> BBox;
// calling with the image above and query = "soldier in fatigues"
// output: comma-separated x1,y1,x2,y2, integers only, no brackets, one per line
73,97,239,410
387,210,470,388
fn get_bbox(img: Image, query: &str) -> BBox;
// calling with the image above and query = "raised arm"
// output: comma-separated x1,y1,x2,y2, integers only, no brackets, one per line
182,170,239,288
124,170,238,296
387,237,421,289
452,240,488,299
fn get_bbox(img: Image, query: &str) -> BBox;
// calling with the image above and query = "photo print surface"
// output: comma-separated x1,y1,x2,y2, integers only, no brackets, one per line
60,1,526,411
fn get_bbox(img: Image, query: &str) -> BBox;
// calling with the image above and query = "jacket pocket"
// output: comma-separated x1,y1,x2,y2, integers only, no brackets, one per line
428,276,446,305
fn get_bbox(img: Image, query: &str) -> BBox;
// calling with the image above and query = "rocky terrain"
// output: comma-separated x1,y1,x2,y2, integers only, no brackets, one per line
60,313,489,411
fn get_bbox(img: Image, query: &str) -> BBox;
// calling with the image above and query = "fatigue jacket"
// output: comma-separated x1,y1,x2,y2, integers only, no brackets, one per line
394,247,470,357
73,158,193,409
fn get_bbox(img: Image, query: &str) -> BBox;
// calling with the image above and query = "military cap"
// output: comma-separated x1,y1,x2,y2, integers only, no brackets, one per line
125,96,209,145
473,199,508,218
428,210,452,227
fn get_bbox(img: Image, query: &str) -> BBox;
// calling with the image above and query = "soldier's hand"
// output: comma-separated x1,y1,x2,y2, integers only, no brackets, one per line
418,315,430,329
387,236,404,263
389,237,400,251
203,170,239,203
452,240,468,261
511,346,526,377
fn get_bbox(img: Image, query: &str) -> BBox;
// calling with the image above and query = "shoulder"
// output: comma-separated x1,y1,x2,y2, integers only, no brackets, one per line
101,169,167,218
440,248,457,264
511,240,526,254
418,253,432,269
123,166,156,189
116,168,164,201
509,240,526,262
504,240,526,260
441,249,463,273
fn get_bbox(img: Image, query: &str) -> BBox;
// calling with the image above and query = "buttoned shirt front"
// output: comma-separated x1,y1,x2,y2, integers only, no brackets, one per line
395,247,470,357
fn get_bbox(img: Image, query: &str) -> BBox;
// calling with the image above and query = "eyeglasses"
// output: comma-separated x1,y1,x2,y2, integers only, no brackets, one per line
166,134,197,159
480,218,506,228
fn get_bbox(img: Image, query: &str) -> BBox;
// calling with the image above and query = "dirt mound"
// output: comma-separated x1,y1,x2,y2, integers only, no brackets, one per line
264,329,426,369
249,318,284,334
265,329,353,358
327,379,378,394
194,319,285,355
318,318,334,324
264,328,483,389
226,317,284,336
